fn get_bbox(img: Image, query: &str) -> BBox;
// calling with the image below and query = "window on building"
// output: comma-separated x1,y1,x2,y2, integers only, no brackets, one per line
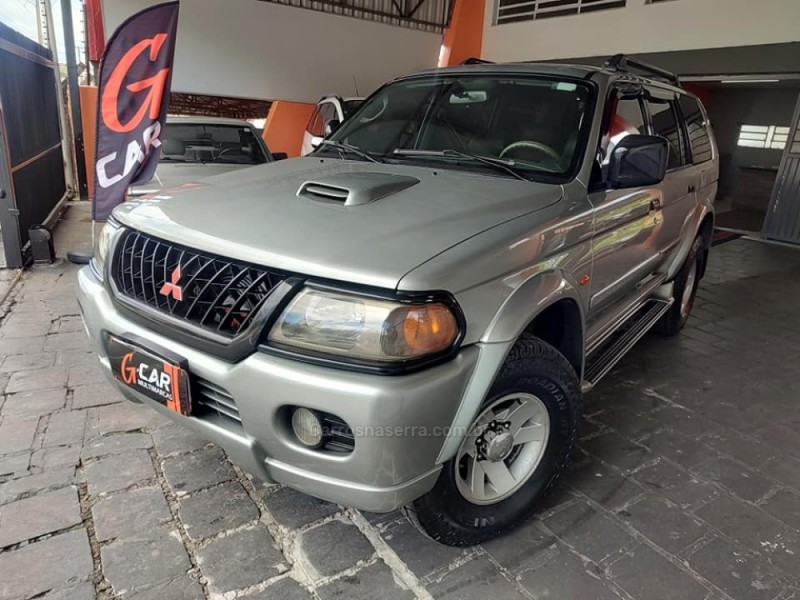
679,95,713,164
496,0,627,25
737,125,791,150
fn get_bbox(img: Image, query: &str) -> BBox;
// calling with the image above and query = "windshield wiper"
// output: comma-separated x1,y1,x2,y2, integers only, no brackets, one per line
392,149,529,182
319,140,382,164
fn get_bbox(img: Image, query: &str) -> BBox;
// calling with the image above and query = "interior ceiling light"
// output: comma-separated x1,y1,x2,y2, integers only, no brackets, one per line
721,79,781,84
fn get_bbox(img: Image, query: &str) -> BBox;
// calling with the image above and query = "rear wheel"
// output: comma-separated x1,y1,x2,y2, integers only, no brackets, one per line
657,235,703,336
404,336,581,546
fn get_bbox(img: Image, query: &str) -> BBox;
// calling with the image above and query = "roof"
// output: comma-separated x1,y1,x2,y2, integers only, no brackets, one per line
166,115,255,127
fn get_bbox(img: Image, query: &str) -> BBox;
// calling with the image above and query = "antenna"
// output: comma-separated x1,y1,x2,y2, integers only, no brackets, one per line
352,75,360,97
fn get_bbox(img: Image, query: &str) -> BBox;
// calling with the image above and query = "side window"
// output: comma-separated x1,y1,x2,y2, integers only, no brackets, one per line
317,103,337,134
645,95,686,170
679,95,713,164
603,96,647,165
306,106,323,137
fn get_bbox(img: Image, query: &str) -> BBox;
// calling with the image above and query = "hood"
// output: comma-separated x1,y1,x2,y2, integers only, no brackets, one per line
129,163,259,196
114,158,563,289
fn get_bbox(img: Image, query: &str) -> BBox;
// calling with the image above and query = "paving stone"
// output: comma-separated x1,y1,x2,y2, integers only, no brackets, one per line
580,431,654,474
162,447,236,495
0,486,82,547
609,544,707,600
694,494,800,574
92,486,172,541
152,423,209,456
0,351,56,373
67,362,108,387
299,519,374,579
566,459,645,509
42,582,96,600
90,401,170,435
642,429,716,469
0,530,93,599
1,320,52,338
0,450,31,477
84,448,156,495
687,536,786,600
483,517,557,574
381,518,465,579
542,500,635,564
6,366,67,393
633,458,717,508
179,481,258,540
125,575,205,600
702,429,780,469
317,561,414,600
1,388,66,417
44,331,92,352
428,555,524,600
31,443,82,470
262,485,339,530
72,382,124,409
0,335,46,355
43,410,87,447
82,432,154,460
754,425,800,459
196,525,285,594
519,544,619,600
693,457,776,502
0,466,75,505
760,490,800,531
102,530,192,594
763,456,800,491
617,494,709,554
0,416,38,454
243,577,313,600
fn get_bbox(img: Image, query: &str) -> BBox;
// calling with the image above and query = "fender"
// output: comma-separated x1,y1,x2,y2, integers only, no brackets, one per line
436,269,587,464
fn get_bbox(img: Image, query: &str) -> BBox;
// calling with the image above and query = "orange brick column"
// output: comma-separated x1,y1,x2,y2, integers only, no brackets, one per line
439,0,486,67
79,85,98,198
261,100,316,159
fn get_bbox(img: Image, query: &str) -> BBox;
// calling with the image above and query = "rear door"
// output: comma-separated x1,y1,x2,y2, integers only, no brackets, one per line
643,88,696,258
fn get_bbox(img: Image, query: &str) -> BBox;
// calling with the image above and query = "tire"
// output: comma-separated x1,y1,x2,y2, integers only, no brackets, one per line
656,235,703,336
403,336,581,546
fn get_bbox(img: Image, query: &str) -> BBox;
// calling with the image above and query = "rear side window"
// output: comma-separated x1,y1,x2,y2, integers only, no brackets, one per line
646,96,686,170
679,95,713,164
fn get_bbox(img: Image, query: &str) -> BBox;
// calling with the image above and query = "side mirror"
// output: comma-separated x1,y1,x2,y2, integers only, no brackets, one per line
324,118,341,137
608,134,669,189
311,135,323,149
272,152,288,161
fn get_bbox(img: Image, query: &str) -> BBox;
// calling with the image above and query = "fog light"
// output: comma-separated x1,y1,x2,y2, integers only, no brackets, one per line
291,408,324,448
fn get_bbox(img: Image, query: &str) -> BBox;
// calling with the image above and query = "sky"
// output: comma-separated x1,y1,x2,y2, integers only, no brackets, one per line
0,0,86,65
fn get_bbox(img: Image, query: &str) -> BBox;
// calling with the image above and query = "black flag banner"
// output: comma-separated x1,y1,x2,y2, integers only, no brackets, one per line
92,1,179,220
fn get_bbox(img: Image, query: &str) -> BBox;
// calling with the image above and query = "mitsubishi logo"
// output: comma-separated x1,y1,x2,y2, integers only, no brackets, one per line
160,265,183,301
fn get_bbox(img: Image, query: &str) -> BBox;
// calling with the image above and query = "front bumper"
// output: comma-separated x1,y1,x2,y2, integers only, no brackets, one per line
77,267,481,511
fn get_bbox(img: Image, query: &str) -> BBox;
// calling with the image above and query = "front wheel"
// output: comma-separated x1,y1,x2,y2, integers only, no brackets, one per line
403,336,581,546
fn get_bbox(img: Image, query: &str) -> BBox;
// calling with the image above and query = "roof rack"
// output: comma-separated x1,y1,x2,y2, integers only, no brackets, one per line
460,57,495,65
604,54,681,87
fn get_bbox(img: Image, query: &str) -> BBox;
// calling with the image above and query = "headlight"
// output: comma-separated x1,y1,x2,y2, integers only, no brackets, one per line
268,287,460,365
90,219,121,279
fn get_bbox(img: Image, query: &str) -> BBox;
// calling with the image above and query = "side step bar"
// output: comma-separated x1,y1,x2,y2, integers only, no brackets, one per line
581,298,674,393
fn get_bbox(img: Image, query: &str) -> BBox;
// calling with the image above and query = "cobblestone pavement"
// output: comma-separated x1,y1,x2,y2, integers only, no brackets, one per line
2,205,800,599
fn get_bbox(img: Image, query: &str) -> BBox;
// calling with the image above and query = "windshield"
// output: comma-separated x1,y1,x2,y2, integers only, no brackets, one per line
160,123,269,165
323,75,593,179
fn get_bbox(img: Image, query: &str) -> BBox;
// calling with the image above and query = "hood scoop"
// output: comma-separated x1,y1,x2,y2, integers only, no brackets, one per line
297,172,420,207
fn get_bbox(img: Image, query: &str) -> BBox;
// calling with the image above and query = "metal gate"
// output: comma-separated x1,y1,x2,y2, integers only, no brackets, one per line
763,92,800,244
0,23,67,268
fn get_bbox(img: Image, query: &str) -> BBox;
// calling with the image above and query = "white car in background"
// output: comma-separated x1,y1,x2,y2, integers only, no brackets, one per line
301,95,363,156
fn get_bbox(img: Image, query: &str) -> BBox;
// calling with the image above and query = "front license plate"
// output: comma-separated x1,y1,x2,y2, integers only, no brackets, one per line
107,334,192,416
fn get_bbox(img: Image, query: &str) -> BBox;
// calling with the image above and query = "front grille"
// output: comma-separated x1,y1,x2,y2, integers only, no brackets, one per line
113,230,287,337
195,378,240,423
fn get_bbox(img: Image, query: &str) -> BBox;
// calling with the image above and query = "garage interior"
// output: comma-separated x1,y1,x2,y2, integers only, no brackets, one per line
2,1,800,599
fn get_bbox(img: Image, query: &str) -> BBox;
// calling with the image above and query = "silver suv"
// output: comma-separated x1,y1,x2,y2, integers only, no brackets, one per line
78,55,717,546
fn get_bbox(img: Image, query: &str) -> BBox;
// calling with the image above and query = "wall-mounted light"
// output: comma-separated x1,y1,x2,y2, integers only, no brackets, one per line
721,79,781,84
